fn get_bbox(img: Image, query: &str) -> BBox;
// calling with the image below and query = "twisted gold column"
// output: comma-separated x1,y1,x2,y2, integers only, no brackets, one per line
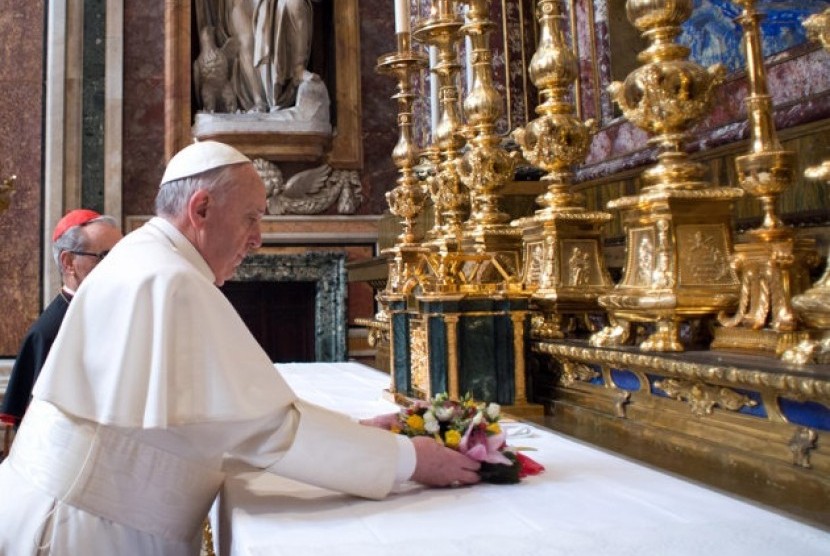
589,0,743,352
711,0,819,356
512,0,613,339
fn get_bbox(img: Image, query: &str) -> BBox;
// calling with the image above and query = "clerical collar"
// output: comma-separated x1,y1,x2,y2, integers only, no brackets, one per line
60,286,75,303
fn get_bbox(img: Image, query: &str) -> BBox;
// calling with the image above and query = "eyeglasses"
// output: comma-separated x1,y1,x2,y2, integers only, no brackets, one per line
69,250,110,261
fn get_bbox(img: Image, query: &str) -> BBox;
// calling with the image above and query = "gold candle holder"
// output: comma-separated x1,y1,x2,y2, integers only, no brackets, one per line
512,0,613,339
456,0,523,290
711,0,818,357
413,1,469,248
589,0,743,352
0,173,16,214
377,33,429,248
782,8,830,365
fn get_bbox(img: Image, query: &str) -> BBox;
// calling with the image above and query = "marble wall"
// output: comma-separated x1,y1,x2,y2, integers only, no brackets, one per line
0,2,45,355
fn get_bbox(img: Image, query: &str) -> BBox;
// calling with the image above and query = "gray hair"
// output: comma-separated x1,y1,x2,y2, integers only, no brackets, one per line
52,215,119,271
155,164,243,218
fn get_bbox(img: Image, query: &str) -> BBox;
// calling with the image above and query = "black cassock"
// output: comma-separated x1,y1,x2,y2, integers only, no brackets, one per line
1,292,70,424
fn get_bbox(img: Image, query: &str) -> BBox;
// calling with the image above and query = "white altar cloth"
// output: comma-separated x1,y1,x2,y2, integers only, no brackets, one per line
215,362,829,556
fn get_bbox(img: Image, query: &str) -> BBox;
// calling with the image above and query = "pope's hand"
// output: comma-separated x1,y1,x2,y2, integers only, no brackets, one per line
410,436,481,487
358,412,400,430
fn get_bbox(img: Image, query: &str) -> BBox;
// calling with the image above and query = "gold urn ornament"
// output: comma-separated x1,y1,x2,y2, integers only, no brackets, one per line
589,0,743,352
781,7,830,365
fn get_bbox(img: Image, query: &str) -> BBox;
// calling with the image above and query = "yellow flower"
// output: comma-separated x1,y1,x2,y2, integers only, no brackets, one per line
406,414,425,433
445,429,462,448
486,422,501,434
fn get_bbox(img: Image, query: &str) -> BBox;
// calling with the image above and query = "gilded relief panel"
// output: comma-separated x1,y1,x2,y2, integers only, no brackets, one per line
676,224,736,286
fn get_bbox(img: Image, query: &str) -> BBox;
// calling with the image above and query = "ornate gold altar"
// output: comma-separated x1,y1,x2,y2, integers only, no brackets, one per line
358,0,830,524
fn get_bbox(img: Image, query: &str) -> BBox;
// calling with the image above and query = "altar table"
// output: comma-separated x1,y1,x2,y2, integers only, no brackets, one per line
214,362,829,556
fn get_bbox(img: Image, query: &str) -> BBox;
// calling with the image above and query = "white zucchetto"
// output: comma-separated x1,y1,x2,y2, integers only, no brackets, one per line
160,141,251,186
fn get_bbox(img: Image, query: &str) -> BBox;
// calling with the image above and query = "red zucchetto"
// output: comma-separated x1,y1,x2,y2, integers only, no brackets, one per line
52,209,102,242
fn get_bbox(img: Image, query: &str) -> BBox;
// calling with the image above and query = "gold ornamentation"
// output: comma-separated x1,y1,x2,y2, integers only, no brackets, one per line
0,174,16,214
781,9,830,364
591,0,742,352
788,427,818,468
532,341,830,401
561,360,599,386
413,2,468,246
711,0,819,357
512,0,613,339
409,318,430,399
614,391,632,418
377,35,429,247
654,378,757,417
459,0,521,238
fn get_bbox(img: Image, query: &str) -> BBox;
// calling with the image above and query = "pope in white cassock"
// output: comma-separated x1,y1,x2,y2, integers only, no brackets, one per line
0,141,480,555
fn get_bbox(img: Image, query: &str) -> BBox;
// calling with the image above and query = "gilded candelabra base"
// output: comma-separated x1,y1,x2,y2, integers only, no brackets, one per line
458,226,524,294
711,234,818,356
782,251,830,365
517,211,614,339
392,292,536,410
590,189,742,352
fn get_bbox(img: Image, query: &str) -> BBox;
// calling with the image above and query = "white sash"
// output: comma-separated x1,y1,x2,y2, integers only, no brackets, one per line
8,400,224,542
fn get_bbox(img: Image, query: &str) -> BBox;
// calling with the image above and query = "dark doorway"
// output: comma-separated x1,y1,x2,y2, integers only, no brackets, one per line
220,281,317,362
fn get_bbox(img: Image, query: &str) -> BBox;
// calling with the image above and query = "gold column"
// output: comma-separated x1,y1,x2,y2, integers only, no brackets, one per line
782,8,830,365
512,0,613,339
711,0,818,356
589,0,743,352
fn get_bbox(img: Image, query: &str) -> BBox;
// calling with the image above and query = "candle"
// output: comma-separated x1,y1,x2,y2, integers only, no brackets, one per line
429,46,440,132
394,0,410,34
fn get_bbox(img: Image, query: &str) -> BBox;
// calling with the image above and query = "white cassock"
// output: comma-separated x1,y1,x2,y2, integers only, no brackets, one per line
0,217,411,555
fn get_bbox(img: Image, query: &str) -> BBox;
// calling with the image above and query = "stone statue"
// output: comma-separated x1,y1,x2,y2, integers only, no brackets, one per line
267,70,329,124
193,26,238,113
224,0,315,112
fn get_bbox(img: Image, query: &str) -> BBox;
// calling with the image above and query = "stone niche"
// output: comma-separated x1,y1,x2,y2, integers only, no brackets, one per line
234,252,347,362
165,0,363,169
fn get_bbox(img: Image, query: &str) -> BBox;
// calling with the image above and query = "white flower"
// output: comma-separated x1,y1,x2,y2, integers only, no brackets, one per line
425,418,440,434
486,403,500,420
471,410,484,426
435,406,454,421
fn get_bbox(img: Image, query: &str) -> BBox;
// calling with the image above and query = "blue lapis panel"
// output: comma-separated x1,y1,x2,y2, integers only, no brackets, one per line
391,311,411,395
779,398,830,431
736,389,767,418
648,374,668,397
611,369,641,392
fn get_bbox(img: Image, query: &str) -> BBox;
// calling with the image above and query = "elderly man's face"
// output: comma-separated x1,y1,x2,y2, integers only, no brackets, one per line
65,222,123,289
199,164,266,285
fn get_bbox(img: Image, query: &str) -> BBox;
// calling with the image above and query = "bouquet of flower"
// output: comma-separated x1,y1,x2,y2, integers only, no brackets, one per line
392,393,544,484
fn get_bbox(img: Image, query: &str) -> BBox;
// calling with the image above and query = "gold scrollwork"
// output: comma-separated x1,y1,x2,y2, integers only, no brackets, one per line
654,378,758,417
788,427,818,468
560,360,599,386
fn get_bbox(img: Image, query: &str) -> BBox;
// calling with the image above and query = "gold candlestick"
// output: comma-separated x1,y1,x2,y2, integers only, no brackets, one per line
457,0,523,290
782,8,830,365
711,0,818,356
512,0,613,339
377,33,429,248
590,0,743,352
413,1,469,248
